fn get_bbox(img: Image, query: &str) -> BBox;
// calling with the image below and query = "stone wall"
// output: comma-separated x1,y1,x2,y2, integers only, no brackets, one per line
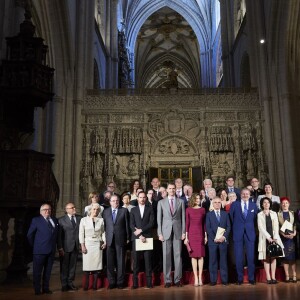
81,88,267,205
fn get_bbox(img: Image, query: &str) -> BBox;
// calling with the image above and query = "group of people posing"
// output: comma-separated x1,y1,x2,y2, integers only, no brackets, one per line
26,176,299,295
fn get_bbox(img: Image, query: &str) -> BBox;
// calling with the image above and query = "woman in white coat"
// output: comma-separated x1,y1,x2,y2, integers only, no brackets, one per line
79,203,106,290
258,197,284,284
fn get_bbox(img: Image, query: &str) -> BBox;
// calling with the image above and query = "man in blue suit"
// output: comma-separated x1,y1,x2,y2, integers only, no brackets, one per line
225,176,241,201
206,197,231,285
229,188,258,285
27,203,59,295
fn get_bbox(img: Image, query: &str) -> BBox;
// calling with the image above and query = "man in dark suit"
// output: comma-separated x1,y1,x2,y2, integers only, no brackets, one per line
57,202,81,291
130,191,154,289
229,188,258,285
206,197,231,285
250,177,264,202
99,181,120,204
225,176,241,200
103,194,130,289
151,177,163,201
27,203,59,295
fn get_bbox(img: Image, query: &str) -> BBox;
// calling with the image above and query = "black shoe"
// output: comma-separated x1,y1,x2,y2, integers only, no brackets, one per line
35,291,42,295
61,286,68,292
236,281,243,285
267,280,272,284
164,283,171,288
107,284,116,289
249,280,256,285
210,282,216,286
42,290,53,294
222,283,228,286
117,284,125,289
271,279,277,284
175,281,183,287
68,284,78,291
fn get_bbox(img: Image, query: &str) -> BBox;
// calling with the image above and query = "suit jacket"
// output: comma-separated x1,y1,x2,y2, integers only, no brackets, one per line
201,196,211,212
206,210,231,245
151,189,163,201
229,200,258,242
226,187,241,200
157,197,185,240
57,214,81,252
130,205,154,241
103,207,130,247
27,215,59,255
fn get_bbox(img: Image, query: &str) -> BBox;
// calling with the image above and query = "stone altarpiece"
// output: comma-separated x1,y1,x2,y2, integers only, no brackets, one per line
80,88,268,206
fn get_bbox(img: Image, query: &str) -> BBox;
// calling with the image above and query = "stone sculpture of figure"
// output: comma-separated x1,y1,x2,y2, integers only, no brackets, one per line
92,153,103,180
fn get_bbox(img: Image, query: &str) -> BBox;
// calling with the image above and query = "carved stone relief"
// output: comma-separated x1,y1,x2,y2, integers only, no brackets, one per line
81,89,268,200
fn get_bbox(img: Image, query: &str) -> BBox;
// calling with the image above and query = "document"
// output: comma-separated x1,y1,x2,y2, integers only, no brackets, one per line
215,227,226,240
135,238,153,251
280,220,293,232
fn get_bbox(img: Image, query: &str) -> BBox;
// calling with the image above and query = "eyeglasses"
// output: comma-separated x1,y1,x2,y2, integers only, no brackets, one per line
42,208,51,211
108,185,115,188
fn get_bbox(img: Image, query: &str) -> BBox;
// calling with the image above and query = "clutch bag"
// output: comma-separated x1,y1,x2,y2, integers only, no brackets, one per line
185,242,192,253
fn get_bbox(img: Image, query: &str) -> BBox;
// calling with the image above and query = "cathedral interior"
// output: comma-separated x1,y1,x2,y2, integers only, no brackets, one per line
0,0,299,282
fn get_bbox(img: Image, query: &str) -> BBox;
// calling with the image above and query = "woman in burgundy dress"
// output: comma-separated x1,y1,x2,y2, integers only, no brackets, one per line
184,193,207,286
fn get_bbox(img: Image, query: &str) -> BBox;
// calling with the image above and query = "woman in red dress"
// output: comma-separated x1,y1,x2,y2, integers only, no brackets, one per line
184,193,207,286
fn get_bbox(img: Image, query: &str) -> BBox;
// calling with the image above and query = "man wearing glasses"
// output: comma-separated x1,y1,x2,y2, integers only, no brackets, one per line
58,203,82,291
100,182,120,206
206,197,231,285
27,203,59,295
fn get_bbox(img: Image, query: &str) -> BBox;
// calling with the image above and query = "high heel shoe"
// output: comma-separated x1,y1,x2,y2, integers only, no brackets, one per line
285,276,290,283
292,276,297,283
267,280,272,284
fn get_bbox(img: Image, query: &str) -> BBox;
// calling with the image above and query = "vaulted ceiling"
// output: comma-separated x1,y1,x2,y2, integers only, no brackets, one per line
134,7,201,88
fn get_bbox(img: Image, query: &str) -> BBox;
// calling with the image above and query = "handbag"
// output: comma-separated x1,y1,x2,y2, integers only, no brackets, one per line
266,242,283,258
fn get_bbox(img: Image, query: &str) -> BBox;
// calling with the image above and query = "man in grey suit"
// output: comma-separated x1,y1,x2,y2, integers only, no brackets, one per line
157,183,186,287
58,202,82,291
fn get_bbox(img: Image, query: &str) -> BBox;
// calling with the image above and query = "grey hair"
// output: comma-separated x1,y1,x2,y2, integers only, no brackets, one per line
87,202,101,216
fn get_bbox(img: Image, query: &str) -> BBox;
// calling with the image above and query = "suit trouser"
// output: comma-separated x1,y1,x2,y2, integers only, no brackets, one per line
33,253,54,293
106,237,126,286
132,242,152,286
234,235,256,282
208,243,228,283
60,247,78,287
162,234,182,284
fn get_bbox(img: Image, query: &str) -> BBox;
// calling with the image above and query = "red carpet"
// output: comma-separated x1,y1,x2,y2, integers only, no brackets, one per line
82,266,285,289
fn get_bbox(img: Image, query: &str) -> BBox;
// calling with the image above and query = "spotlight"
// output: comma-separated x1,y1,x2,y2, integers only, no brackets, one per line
260,39,265,44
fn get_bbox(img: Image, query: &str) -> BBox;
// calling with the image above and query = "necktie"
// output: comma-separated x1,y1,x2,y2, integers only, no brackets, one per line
243,202,248,218
216,211,220,223
170,198,174,215
112,209,116,223
71,215,76,228
176,190,181,198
